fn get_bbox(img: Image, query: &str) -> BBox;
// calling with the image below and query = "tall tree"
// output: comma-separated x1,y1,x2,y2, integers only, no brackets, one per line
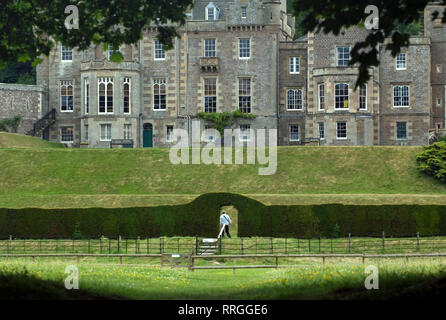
292,0,446,86
0,0,193,69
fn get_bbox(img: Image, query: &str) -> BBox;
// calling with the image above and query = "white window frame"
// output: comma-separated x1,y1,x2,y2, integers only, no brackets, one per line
153,78,167,111
318,122,325,140
60,80,74,112
336,122,347,140
334,83,349,109
336,46,350,67
396,53,407,70
98,77,114,114
205,3,219,21
241,6,247,19
289,57,300,74
359,84,367,110
154,40,166,60
238,78,251,113
204,39,216,57
318,83,325,110
289,125,299,142
239,124,251,142
108,45,120,60
61,46,72,62
204,78,217,112
60,127,74,143
124,124,132,140
84,78,89,114
123,77,131,114
286,89,303,111
393,85,410,108
239,38,251,59
100,124,112,141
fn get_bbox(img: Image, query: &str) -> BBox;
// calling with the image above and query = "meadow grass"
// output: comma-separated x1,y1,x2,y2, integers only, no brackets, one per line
0,132,64,149
0,257,445,299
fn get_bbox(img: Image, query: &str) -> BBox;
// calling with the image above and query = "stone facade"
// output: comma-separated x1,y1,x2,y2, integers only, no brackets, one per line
0,83,47,134
1,2,444,147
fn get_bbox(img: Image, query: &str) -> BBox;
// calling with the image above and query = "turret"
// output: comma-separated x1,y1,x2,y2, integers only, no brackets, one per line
263,0,282,26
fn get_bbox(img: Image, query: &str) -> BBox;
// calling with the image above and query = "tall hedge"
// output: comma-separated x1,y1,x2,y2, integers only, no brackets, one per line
0,193,445,238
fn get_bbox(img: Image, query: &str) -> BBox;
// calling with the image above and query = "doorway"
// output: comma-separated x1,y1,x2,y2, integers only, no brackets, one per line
143,123,153,148
220,205,239,238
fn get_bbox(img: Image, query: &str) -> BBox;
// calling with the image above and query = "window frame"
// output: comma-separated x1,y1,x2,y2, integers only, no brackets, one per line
318,83,325,111
239,38,251,59
238,78,251,113
336,122,347,140
396,122,407,140
393,85,410,108
289,57,300,74
241,6,247,19
204,78,217,113
359,84,367,110
318,122,325,140
334,83,349,110
123,77,131,114
98,77,114,114
154,40,166,60
100,123,112,142
396,53,407,70
124,124,132,140
204,39,216,58
84,78,89,114
336,46,350,67
239,124,251,142
60,80,74,112
60,126,74,143
166,125,174,142
61,46,73,62
153,78,167,111
286,89,303,111
289,125,299,142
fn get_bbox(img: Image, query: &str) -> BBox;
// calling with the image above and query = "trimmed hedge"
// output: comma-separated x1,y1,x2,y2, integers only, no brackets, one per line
0,193,445,238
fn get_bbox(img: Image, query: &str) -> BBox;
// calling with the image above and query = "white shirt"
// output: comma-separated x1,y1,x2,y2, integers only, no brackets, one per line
220,213,231,226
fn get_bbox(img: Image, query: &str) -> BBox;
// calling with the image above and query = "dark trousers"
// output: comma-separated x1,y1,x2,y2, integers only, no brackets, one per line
221,225,231,238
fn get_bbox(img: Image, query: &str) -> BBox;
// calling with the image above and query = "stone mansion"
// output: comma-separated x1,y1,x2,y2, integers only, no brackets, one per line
0,0,445,147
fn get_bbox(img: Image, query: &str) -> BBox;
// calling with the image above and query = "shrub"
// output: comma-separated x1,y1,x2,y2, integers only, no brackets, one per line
417,141,446,183
0,194,445,238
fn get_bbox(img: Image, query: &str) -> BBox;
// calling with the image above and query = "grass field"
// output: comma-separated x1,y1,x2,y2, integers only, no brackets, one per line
0,257,445,299
0,132,64,149
0,145,445,208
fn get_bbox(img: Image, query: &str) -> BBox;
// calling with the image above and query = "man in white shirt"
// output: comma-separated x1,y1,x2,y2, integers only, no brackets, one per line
219,211,232,238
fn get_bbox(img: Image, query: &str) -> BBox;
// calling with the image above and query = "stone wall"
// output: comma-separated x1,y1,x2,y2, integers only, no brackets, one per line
0,83,46,134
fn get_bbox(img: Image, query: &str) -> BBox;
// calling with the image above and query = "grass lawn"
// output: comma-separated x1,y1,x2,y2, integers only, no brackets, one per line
0,145,445,208
0,132,64,149
0,257,445,299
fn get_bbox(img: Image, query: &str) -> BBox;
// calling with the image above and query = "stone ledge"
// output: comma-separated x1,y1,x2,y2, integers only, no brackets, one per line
0,83,46,92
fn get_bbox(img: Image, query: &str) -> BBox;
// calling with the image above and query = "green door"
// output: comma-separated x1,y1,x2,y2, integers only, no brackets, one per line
143,129,153,148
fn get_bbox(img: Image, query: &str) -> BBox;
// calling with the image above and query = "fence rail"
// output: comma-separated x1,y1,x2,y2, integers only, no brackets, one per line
1,234,446,255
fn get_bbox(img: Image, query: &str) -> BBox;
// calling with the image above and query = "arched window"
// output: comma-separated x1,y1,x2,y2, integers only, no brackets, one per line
98,77,114,114
123,78,130,114
60,80,73,112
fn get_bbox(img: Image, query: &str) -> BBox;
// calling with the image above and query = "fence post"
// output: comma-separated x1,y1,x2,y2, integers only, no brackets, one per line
8,235,12,254
137,236,140,254
72,238,75,253
125,238,128,254
100,236,104,253
241,238,244,255
308,238,311,253
195,237,198,255
147,238,149,254
285,238,288,255
118,236,122,254
270,237,273,254
160,237,163,254
88,238,91,254
108,238,111,254
318,237,321,253
416,232,420,252
348,233,351,253
218,237,222,255
297,238,300,254
275,256,279,269
382,231,385,252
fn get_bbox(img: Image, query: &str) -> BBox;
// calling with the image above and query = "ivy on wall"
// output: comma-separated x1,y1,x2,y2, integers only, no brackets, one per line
195,111,256,135
0,116,22,133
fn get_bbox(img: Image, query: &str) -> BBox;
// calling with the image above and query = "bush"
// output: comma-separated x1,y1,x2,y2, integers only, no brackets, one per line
0,193,445,238
417,141,446,183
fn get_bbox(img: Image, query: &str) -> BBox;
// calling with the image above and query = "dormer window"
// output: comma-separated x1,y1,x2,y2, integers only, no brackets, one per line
205,2,219,20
